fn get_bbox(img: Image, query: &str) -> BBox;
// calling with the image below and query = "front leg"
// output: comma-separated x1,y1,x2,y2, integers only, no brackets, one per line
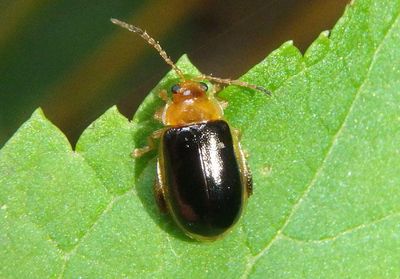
132,128,165,158
154,107,164,122
208,83,229,110
158,89,169,102
153,89,169,123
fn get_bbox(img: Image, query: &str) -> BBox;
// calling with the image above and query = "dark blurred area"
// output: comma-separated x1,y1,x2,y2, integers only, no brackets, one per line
0,0,349,147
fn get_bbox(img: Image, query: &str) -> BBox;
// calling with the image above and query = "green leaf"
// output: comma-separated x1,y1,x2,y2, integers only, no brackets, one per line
1,0,400,277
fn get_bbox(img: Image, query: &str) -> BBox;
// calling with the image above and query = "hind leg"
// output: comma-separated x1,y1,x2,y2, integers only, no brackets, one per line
154,158,168,213
242,157,253,197
232,128,253,197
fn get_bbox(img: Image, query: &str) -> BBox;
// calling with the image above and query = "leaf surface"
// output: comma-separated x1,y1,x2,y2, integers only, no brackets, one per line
1,0,400,277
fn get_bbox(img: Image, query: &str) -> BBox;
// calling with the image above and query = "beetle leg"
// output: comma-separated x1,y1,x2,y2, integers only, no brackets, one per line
207,84,229,111
153,90,168,122
243,159,253,196
232,128,242,140
159,89,169,102
237,143,253,197
154,181,167,213
218,100,229,110
132,129,164,158
232,128,253,197
209,83,221,95
154,158,168,213
153,107,164,122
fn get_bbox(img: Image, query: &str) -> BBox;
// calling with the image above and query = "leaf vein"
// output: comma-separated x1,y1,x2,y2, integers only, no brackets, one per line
59,187,134,277
280,211,400,244
241,10,400,279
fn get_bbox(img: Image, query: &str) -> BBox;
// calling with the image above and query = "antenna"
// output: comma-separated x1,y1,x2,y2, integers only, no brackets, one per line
199,74,271,96
110,18,186,80
110,18,271,95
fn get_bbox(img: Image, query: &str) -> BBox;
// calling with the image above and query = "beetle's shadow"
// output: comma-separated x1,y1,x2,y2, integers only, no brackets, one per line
134,154,195,243
131,80,196,243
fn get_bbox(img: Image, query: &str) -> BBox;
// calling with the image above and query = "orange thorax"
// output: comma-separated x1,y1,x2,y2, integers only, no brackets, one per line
164,95,223,126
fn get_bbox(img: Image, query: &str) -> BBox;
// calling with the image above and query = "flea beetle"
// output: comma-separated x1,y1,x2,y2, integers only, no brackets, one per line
111,18,270,241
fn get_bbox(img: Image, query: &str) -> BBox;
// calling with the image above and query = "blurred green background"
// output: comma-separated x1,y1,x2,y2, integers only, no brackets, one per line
0,0,349,147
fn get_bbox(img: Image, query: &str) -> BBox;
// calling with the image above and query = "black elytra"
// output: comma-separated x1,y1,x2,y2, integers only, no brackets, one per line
161,120,243,238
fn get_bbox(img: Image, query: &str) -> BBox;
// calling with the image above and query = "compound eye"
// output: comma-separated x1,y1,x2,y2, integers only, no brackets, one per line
199,82,208,92
171,84,181,94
